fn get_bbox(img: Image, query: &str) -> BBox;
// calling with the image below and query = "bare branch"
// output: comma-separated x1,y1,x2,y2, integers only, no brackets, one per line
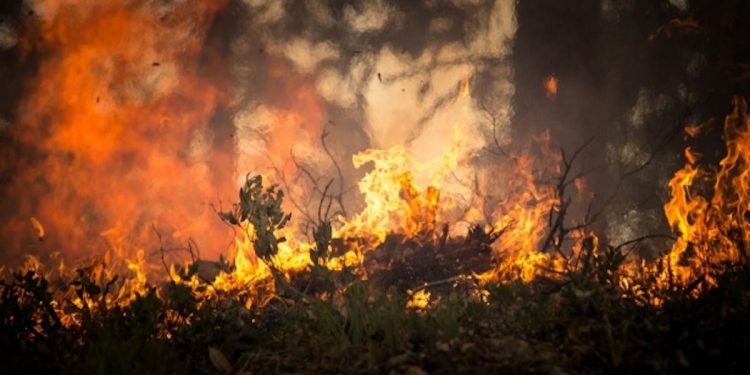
478,101,513,160
321,129,348,217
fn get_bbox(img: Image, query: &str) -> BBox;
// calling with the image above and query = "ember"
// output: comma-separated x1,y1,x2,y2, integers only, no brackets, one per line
544,74,558,98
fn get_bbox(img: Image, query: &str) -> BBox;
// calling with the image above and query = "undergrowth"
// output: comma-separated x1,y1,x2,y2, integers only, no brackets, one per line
2,175,749,374
0,263,748,374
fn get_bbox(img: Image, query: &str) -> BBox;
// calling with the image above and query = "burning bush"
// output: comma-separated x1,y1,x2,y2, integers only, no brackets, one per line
2,99,750,373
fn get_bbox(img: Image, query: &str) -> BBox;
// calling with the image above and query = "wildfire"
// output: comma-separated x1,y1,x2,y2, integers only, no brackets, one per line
4,2,749,322
8,96,750,317
660,97,750,293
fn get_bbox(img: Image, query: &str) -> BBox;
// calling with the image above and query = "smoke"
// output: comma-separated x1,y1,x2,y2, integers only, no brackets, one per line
0,0,523,266
231,0,517,212
0,22,16,50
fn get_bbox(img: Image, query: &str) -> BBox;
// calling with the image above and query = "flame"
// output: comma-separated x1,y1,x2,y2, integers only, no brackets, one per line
684,147,701,165
544,75,558,98
460,77,471,98
684,123,704,138
406,289,431,309
5,0,233,265
661,97,750,293
474,130,565,282
336,126,463,246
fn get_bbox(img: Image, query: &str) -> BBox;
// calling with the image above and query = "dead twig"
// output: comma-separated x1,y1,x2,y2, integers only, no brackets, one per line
321,129,348,217
412,274,475,292
479,101,513,160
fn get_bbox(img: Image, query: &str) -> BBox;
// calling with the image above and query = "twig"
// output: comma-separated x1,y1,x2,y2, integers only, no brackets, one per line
321,129,348,217
267,265,312,304
540,137,595,255
584,101,698,226
613,234,677,256
317,179,335,223
152,224,172,279
479,101,513,160
412,274,475,292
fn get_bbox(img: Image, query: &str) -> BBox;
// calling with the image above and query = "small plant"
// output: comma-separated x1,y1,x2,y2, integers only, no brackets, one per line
219,174,292,262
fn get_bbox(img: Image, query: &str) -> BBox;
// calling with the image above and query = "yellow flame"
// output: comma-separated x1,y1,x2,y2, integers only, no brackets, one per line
406,289,431,309
660,97,750,293
336,126,463,247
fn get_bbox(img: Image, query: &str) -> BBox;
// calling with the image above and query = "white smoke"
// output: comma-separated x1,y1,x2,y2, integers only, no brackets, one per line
0,23,17,50
233,0,517,208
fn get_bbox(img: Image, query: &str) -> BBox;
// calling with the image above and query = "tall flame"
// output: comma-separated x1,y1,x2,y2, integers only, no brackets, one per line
661,97,750,291
5,1,234,266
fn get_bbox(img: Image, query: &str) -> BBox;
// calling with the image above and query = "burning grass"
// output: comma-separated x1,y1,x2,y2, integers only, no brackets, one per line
2,258,749,373
2,100,750,373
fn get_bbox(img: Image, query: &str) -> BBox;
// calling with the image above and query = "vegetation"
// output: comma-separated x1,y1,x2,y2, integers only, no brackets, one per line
1,260,749,374
1,174,749,374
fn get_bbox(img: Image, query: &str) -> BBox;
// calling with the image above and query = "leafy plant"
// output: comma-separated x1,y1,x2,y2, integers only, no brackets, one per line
219,174,291,261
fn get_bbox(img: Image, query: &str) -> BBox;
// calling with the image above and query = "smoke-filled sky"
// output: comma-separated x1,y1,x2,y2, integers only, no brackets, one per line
231,0,516,178
0,0,748,265
0,0,520,265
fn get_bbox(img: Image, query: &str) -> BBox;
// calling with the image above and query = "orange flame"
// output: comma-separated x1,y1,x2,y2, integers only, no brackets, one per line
661,97,750,293
544,75,558,98
6,1,234,266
